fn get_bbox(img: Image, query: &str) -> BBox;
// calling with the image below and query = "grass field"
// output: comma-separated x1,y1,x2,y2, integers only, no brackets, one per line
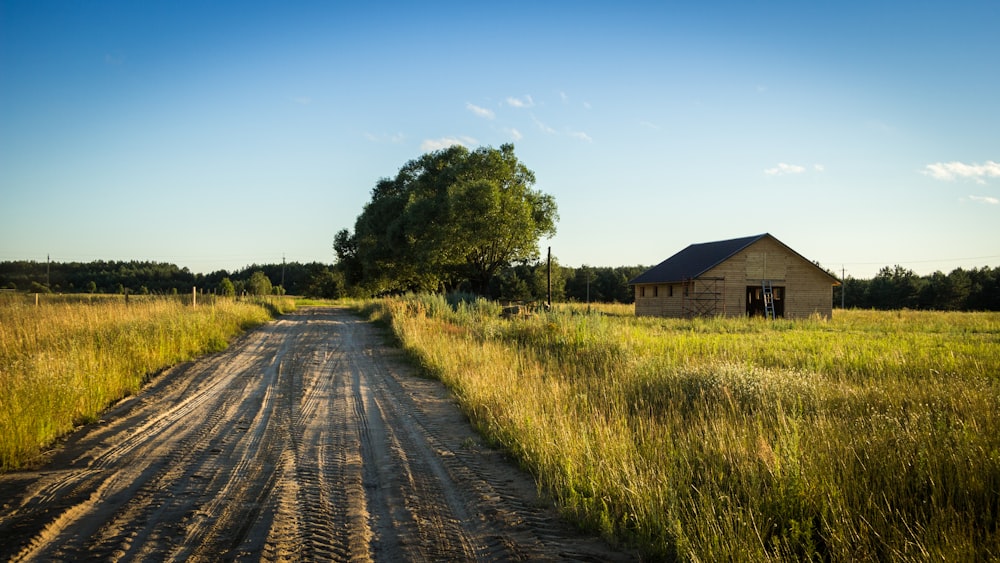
0,293,295,471
359,295,1000,561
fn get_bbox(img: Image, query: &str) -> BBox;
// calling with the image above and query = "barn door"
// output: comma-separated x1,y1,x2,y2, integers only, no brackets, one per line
746,286,784,317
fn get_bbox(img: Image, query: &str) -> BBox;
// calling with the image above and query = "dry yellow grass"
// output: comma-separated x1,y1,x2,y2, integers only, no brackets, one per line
0,294,294,471
358,295,1000,560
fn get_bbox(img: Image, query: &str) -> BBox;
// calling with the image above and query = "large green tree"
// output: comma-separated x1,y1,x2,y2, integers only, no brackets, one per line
336,144,557,294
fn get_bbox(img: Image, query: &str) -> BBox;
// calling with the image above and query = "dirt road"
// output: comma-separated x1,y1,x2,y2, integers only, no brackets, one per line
0,307,634,562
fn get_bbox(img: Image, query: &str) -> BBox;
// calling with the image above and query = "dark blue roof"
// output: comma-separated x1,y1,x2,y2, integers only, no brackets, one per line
628,234,768,285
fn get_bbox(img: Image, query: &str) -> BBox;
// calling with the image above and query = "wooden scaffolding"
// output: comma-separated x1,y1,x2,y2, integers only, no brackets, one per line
682,276,725,318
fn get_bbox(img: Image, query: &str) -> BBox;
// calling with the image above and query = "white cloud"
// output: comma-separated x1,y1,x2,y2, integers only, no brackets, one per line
639,120,660,130
813,164,825,172
967,195,999,205
568,130,592,142
290,96,312,106
420,136,476,151
764,163,806,176
506,95,535,108
507,128,523,141
465,102,494,119
532,115,556,135
923,160,1000,184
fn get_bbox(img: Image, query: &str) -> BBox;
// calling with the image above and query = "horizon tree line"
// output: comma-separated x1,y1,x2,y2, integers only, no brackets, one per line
3,258,998,311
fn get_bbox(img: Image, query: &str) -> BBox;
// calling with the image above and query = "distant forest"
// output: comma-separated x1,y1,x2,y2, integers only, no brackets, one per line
835,264,1000,311
1,260,998,311
0,260,336,299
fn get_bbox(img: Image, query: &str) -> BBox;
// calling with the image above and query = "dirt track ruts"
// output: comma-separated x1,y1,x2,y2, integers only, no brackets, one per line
0,307,636,562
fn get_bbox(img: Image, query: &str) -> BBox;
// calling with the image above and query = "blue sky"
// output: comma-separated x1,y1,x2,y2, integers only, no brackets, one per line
1,1,997,278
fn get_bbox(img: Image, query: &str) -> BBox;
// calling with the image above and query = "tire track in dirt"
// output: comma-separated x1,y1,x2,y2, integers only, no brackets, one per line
0,334,265,560
0,307,635,562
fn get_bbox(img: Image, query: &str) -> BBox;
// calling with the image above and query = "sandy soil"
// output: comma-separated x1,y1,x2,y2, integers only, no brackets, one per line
0,307,636,562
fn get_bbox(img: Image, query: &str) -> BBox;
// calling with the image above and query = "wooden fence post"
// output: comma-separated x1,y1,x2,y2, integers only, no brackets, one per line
192,286,197,308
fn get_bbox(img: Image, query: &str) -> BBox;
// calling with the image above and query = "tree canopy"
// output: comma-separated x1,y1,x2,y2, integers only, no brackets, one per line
336,144,558,294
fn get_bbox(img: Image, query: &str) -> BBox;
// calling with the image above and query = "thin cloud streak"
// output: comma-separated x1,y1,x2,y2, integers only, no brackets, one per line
532,115,556,135
420,136,477,151
506,95,535,108
968,195,999,205
466,102,494,119
765,163,806,176
764,162,825,176
923,160,1000,184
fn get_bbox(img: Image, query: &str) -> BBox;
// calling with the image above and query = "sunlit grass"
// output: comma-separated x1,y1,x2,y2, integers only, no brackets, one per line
0,294,295,471
293,296,366,308
357,296,1000,561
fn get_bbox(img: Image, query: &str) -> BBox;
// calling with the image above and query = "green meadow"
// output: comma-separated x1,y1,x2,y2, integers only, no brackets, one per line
361,295,1000,561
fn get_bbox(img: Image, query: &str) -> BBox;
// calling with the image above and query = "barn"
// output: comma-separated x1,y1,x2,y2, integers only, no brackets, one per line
629,233,840,319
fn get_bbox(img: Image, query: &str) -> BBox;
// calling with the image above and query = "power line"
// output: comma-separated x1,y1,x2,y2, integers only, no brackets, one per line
0,253,322,264
828,255,1000,267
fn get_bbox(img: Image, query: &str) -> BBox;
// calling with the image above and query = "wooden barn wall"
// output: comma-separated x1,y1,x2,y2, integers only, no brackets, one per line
706,237,834,318
633,283,685,317
634,237,835,319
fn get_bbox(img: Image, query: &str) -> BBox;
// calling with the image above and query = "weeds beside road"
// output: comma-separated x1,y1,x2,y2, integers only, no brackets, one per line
361,295,1000,561
0,294,295,471
0,307,630,561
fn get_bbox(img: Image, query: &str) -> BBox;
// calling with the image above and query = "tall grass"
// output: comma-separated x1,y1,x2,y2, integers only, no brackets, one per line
359,295,1000,561
0,294,295,471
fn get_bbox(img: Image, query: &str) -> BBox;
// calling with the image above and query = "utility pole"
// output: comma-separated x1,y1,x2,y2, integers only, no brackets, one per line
46,254,50,289
546,247,552,310
281,253,286,292
841,266,846,309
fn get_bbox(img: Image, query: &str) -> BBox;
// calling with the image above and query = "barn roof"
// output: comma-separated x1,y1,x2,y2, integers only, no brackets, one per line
628,233,839,285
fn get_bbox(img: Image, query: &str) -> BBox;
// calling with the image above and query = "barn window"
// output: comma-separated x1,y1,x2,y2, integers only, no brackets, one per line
653,286,658,297
640,286,645,298
668,285,674,297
